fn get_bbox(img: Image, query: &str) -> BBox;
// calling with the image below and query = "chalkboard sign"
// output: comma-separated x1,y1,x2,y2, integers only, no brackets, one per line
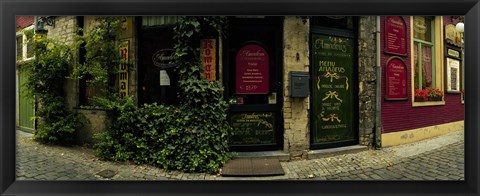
229,112,276,145
311,34,355,144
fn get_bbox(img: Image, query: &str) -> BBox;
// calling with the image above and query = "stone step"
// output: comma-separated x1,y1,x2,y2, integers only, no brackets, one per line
233,150,290,161
307,145,368,159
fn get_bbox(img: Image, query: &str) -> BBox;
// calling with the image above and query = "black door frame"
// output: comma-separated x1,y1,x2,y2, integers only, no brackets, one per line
223,17,284,151
309,24,360,150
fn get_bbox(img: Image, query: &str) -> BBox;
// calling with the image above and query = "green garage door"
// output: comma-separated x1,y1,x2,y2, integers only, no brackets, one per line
18,70,35,132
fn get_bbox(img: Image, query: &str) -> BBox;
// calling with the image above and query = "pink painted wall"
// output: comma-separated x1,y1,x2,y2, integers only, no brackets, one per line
380,16,464,134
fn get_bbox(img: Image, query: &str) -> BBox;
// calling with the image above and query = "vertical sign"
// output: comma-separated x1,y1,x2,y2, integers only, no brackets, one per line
385,16,407,56
446,58,460,92
385,57,408,100
119,40,129,98
312,34,354,144
200,39,216,81
235,43,270,94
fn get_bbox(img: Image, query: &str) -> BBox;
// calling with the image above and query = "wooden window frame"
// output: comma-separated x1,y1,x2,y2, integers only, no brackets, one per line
411,16,445,107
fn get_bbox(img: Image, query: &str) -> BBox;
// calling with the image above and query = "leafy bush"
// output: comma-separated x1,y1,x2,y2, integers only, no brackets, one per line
23,33,86,144
93,16,233,174
94,82,233,173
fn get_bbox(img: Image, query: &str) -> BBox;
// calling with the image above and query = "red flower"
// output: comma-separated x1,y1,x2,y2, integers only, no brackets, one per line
414,89,428,99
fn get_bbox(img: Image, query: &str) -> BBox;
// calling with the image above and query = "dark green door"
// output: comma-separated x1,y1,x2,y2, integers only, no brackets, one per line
18,69,35,132
310,29,358,149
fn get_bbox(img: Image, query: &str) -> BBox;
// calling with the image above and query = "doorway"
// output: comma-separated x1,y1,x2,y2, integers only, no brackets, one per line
224,17,284,151
310,16,359,149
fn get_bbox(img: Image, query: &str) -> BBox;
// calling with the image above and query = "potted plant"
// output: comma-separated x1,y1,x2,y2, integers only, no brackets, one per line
414,89,428,102
426,87,444,101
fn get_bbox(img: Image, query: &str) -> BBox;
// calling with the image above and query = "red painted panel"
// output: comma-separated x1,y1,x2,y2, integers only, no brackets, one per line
385,16,408,56
380,16,464,134
235,43,270,94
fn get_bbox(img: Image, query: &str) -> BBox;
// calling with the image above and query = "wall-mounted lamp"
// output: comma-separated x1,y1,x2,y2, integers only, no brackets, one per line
35,16,56,34
452,16,464,33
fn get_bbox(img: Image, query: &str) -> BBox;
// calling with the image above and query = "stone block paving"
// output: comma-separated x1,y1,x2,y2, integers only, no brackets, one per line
16,130,464,181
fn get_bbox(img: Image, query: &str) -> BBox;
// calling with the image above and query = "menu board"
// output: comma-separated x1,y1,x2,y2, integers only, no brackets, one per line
229,112,276,145
385,16,407,56
235,43,270,94
311,34,355,144
385,57,408,100
446,57,460,92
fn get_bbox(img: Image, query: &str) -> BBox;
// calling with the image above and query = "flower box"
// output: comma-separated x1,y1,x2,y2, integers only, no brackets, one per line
428,96,443,101
414,97,427,102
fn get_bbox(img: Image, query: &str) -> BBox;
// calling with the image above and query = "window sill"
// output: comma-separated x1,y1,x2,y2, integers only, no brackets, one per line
412,101,445,107
16,58,34,66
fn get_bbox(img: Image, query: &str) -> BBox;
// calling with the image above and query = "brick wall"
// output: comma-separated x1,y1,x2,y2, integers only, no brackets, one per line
380,16,464,134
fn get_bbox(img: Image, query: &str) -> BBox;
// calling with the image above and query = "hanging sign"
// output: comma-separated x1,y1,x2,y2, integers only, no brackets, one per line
445,24,463,47
118,40,129,98
200,39,216,81
385,16,407,56
235,43,270,94
152,48,178,69
385,57,408,100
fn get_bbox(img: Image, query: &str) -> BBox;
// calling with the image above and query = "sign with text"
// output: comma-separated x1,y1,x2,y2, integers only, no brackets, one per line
446,57,460,92
445,24,463,47
235,43,270,94
385,16,407,56
385,57,408,100
118,40,129,98
311,34,355,144
152,48,178,69
229,112,276,145
200,39,216,81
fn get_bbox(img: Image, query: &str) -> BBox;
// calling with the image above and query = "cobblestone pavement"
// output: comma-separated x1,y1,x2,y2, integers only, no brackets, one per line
16,130,464,181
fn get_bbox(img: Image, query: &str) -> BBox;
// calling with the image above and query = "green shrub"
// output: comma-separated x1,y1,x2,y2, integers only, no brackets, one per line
93,86,233,173
23,33,87,145
93,16,233,174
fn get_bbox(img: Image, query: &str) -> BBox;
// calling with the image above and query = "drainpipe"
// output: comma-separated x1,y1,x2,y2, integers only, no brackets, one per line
375,16,382,149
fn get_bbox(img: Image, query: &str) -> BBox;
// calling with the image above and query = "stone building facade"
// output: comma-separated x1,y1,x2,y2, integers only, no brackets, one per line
21,15,463,160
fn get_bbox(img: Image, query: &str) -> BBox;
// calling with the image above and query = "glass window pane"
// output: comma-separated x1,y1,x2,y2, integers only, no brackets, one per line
413,16,432,42
413,43,419,89
422,45,433,88
26,33,34,58
16,36,23,60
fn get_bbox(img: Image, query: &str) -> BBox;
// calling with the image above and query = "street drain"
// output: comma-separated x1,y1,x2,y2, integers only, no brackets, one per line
97,169,117,178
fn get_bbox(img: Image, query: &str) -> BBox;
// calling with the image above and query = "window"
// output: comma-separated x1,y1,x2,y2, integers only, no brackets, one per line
16,26,34,62
411,16,444,105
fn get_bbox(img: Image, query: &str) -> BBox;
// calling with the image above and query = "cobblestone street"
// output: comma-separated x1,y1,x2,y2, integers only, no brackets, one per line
16,130,464,181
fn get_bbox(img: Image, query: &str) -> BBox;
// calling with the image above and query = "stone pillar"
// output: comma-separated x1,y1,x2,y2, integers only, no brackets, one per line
357,16,377,146
283,16,310,159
